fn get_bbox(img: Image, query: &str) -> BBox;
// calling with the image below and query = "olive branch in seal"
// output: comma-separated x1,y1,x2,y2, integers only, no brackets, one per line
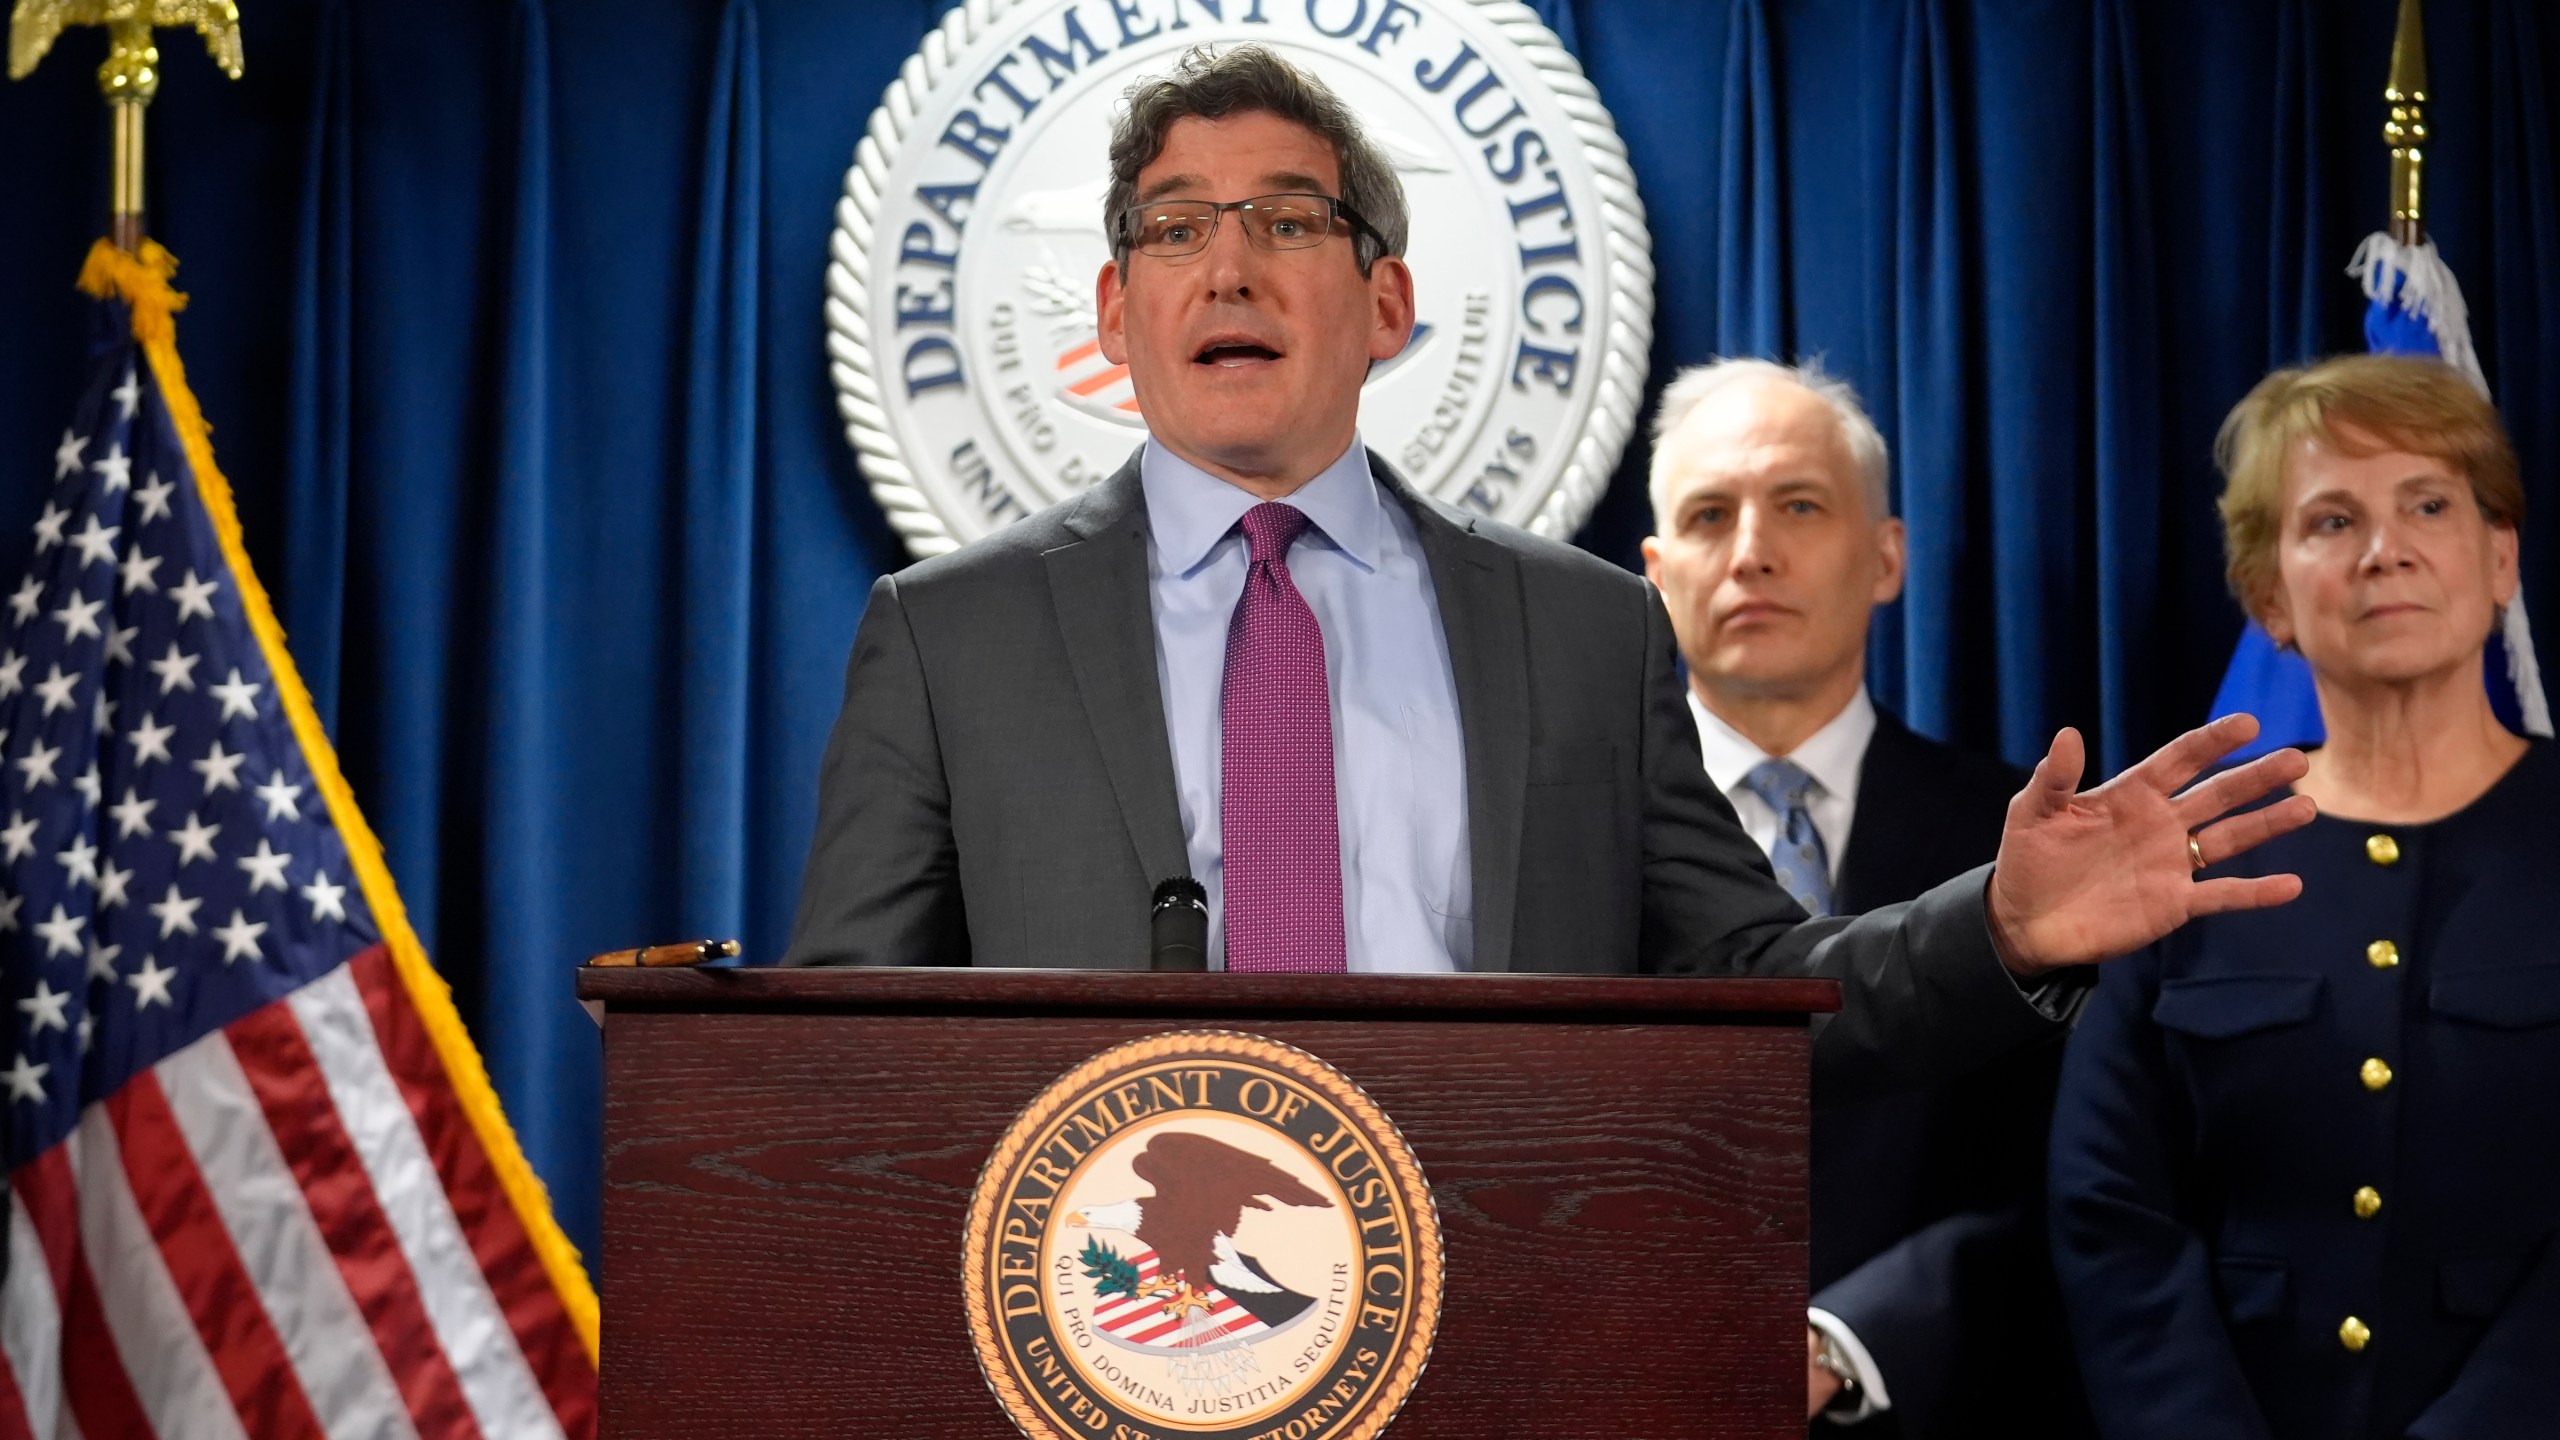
1078,1239,1142,1299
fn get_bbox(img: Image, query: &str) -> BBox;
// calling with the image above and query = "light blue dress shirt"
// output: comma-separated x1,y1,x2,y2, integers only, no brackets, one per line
1140,437,1472,972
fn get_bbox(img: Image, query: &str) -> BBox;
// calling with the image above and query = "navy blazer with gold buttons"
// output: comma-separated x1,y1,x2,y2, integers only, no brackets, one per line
2050,740,2560,1440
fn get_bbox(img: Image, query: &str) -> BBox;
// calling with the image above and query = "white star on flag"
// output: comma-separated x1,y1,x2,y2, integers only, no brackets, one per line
4,1053,47,1104
32,665,78,716
82,937,120,984
209,669,262,722
89,443,131,494
110,369,139,419
237,839,291,894
168,812,221,866
91,690,115,736
149,643,198,695
51,431,85,480
31,506,67,553
31,905,82,959
191,741,246,795
0,652,24,697
168,570,219,624
66,516,118,568
147,884,200,938
107,787,155,839
16,980,68,1035
118,549,159,596
16,741,61,790
212,911,267,966
0,894,19,931
7,578,40,625
301,870,347,924
50,593,102,644
132,470,175,524
102,623,136,668
127,712,174,764
125,954,175,1010
95,860,131,910
0,813,35,863
54,836,98,890
254,771,303,822
71,764,99,811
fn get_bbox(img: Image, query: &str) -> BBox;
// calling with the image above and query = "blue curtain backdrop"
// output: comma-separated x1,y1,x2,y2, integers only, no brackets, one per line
2,0,2554,1262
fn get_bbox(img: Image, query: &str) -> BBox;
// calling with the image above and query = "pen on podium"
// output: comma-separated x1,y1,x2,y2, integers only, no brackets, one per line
585,939,743,968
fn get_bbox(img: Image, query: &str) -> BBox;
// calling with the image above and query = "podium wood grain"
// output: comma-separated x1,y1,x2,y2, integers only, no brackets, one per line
583,969,1834,1439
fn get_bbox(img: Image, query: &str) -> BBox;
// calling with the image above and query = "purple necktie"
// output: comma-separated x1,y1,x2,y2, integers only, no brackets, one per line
1221,503,1347,974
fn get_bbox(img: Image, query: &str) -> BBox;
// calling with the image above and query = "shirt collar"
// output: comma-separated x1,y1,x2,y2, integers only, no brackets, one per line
1690,688,1876,807
1141,436,1382,577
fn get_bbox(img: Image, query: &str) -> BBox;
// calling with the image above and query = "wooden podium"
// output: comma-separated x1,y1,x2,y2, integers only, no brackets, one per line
577,967,1839,1438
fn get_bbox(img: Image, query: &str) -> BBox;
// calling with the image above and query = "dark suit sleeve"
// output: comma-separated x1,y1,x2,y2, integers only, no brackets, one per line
1812,1205,2037,1427
2049,950,2271,1440
1631,587,2057,1097
2409,1237,2560,1437
780,574,970,967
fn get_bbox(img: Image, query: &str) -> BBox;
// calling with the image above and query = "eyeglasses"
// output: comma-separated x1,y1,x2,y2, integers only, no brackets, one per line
1115,193,1375,258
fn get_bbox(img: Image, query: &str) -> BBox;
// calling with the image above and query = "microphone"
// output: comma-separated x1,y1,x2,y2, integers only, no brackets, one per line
1149,878,1209,972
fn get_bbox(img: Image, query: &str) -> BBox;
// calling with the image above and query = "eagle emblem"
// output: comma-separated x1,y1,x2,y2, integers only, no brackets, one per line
1072,1129,1333,1349
964,1032,1441,1440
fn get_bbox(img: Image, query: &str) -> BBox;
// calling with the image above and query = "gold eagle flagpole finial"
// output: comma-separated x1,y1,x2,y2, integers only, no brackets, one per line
2383,0,2428,246
8,0,244,252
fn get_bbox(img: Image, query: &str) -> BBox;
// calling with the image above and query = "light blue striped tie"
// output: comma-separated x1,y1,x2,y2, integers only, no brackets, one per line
1742,759,1834,918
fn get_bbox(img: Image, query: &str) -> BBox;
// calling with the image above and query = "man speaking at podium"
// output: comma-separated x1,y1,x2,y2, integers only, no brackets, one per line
784,44,2312,1094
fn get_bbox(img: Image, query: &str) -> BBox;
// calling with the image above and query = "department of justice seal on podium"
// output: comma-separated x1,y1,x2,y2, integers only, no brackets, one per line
963,1032,1443,1440
830,0,1653,557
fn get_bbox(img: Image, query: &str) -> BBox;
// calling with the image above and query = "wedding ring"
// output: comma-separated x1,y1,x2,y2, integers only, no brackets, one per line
2187,833,2207,871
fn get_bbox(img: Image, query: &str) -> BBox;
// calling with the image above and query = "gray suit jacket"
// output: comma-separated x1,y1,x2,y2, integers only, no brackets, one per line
785,451,2057,1095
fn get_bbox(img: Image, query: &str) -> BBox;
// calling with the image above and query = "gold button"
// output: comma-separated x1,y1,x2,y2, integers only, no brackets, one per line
2367,940,2400,969
2366,833,2400,865
2361,1057,2394,1091
2339,1315,2371,1352
2353,1186,2382,1219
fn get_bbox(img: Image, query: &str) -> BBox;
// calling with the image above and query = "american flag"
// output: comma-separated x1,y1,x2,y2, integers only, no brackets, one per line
0,241,597,1438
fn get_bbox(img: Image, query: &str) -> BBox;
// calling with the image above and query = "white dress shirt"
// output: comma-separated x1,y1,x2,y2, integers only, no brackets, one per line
1689,686,1895,1421
1689,688,1875,886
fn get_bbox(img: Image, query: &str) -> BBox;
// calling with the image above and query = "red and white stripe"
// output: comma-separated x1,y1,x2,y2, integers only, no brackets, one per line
0,944,596,1439
1094,1251,1268,1348
1055,338,1145,420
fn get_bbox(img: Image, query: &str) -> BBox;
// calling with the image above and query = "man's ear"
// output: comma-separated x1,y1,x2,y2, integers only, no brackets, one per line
1870,516,1907,607
1640,534,1666,591
1096,258,1129,365
1367,255,1417,362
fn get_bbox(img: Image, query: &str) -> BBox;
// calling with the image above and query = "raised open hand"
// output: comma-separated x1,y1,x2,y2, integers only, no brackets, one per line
1986,714,2316,976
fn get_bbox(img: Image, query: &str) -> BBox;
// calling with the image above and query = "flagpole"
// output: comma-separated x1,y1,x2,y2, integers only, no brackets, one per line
2384,0,2428,248
6,0,245,253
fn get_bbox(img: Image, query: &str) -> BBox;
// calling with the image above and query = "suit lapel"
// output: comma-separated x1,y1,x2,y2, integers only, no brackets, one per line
1383,458,1530,973
1045,458,1190,890
1834,709,1914,916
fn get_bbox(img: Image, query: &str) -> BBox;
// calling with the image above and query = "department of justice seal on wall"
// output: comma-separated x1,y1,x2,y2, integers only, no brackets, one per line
830,0,1653,557
962,1032,1443,1440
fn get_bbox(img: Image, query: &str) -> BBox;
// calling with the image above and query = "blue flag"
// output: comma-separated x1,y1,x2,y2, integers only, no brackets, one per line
2207,233,2551,759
